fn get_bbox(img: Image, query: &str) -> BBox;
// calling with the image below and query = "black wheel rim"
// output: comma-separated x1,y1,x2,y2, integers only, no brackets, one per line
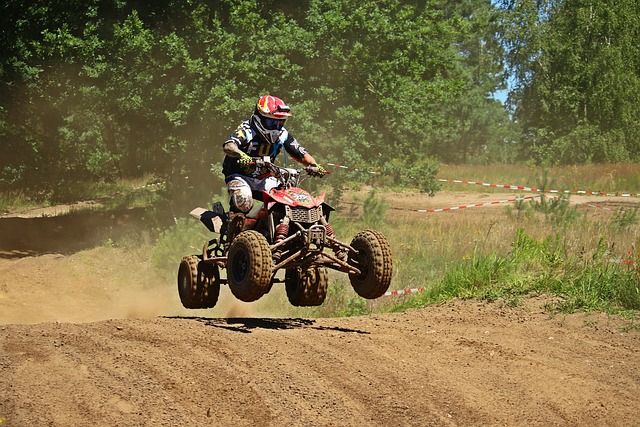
354,251,369,281
231,248,249,284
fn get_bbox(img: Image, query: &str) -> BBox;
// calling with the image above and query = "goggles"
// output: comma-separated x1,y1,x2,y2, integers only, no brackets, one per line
263,117,285,130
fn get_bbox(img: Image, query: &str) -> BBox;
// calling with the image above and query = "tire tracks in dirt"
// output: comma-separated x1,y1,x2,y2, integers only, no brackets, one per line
1,300,638,427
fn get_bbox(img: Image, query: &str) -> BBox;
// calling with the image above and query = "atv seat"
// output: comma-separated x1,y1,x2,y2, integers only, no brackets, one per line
246,202,263,219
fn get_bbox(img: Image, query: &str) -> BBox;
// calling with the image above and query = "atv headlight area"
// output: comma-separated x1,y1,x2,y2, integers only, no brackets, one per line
285,205,323,223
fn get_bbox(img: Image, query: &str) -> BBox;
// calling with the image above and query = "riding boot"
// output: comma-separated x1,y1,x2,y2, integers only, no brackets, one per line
226,212,246,243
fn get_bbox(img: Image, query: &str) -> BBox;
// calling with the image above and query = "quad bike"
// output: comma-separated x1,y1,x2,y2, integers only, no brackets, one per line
177,157,393,309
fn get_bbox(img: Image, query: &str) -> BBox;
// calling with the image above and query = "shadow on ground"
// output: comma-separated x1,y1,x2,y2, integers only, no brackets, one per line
164,316,370,334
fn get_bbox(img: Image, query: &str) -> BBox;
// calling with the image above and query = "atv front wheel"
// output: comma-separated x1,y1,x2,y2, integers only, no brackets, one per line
348,229,393,299
226,230,274,302
285,267,328,307
177,256,220,309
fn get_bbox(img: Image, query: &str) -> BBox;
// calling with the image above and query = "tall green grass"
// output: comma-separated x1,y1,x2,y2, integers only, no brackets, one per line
0,190,41,214
317,190,640,320
392,229,640,314
145,167,640,320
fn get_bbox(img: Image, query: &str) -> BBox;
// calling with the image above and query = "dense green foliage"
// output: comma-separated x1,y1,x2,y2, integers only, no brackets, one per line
0,0,507,202
1,0,638,203
500,0,640,164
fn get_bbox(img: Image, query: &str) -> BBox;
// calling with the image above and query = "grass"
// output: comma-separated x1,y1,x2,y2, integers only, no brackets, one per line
8,163,638,323
392,229,640,315
299,169,639,320
144,178,640,322
149,161,640,325
0,189,50,214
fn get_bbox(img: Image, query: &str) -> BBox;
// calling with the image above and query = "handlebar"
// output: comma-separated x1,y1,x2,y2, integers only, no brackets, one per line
247,157,329,178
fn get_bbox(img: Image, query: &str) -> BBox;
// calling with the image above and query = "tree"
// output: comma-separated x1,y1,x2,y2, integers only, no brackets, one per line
1,0,511,202
430,0,514,164
500,0,640,164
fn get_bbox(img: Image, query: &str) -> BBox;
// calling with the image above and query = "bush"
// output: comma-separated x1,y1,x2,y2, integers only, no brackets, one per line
548,125,630,165
151,218,211,278
362,190,388,228
383,157,442,195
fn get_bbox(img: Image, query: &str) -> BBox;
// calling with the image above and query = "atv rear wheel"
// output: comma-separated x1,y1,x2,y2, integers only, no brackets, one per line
177,256,220,309
226,230,274,302
348,229,393,299
285,267,328,307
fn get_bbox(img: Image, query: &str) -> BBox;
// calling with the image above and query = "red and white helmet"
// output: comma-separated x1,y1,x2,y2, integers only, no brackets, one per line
251,95,292,144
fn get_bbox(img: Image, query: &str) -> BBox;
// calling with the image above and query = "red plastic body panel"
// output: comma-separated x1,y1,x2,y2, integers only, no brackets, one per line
262,187,326,208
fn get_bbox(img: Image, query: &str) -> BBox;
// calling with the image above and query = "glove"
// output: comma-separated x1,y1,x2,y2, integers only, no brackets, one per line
310,163,328,177
237,152,253,169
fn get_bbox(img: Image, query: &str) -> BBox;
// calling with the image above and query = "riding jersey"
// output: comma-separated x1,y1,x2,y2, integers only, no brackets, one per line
222,120,308,179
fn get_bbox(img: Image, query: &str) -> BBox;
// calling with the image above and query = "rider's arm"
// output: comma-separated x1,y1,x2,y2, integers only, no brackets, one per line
301,152,318,167
223,141,244,158
223,122,251,158
281,132,318,166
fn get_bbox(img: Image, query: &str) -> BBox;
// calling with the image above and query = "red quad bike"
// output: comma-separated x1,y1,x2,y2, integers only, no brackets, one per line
177,157,393,309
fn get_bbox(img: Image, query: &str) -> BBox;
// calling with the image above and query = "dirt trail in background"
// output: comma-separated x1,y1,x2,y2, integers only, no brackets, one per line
0,192,639,426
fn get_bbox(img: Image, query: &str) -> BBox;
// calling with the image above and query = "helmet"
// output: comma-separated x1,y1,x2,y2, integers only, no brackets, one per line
250,95,292,144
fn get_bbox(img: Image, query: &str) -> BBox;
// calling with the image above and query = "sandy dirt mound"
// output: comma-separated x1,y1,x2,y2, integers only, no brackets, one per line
1,299,638,426
0,192,638,426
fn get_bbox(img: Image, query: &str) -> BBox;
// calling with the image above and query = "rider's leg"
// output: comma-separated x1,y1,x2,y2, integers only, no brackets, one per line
226,174,279,240
226,176,253,241
227,176,253,214
227,174,278,209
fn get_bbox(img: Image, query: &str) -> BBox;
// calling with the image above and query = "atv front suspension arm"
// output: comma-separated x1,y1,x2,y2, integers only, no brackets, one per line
317,253,361,275
269,230,303,252
272,249,304,272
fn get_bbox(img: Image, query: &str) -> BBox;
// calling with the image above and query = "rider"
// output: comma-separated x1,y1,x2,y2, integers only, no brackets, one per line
222,95,327,237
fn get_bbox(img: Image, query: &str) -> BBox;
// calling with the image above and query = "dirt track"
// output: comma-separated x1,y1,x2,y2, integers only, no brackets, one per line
1,295,639,426
1,194,639,426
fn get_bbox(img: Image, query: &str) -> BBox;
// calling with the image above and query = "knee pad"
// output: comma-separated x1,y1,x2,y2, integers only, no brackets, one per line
228,180,253,213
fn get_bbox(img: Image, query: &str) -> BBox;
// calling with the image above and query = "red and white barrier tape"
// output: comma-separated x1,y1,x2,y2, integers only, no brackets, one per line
384,287,425,297
326,163,639,198
438,178,640,198
608,258,635,266
389,195,538,213
606,251,636,266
